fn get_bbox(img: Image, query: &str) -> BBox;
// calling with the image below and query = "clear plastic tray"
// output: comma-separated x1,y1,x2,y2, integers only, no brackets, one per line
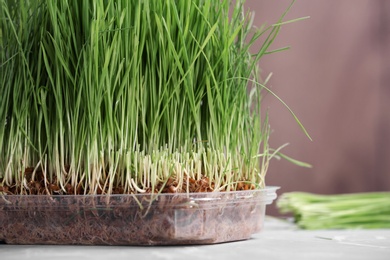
0,186,278,245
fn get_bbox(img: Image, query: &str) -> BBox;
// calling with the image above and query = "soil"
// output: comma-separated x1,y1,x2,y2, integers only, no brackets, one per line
0,167,255,195
0,168,264,245
0,190,265,245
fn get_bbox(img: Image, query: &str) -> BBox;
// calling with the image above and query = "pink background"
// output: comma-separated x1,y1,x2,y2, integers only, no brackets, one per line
244,0,390,214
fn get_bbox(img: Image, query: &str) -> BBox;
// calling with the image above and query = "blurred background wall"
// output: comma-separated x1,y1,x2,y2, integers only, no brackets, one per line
244,0,390,213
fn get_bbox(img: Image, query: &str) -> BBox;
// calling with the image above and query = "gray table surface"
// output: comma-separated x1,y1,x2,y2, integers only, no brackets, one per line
1,217,389,260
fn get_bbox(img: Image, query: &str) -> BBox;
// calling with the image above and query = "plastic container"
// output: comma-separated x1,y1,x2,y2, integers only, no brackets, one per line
0,186,278,245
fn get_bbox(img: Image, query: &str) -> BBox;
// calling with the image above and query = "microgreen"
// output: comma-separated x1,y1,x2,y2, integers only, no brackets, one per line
0,0,307,195
277,192,390,229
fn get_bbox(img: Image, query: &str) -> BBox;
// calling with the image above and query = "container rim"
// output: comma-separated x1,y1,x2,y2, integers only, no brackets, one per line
0,186,279,198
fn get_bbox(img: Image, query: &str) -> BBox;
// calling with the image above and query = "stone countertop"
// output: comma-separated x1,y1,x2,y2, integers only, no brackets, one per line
1,217,389,260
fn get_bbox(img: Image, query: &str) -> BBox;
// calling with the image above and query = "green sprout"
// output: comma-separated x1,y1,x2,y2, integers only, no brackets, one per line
0,0,309,195
277,191,390,229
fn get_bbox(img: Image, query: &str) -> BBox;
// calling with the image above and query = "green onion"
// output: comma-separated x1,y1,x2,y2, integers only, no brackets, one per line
277,192,390,229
